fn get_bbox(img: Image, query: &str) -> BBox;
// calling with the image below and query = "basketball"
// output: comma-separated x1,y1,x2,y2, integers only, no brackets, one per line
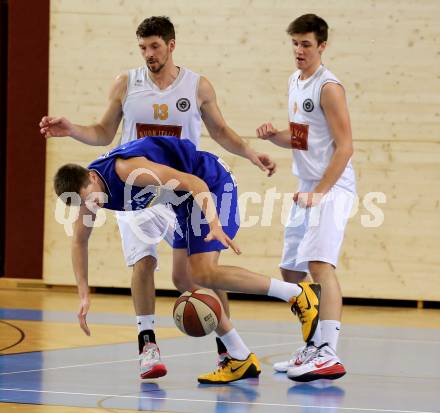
173,289,222,337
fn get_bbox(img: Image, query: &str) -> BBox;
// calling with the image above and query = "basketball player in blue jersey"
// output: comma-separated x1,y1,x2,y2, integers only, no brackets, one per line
40,16,275,380
54,136,322,384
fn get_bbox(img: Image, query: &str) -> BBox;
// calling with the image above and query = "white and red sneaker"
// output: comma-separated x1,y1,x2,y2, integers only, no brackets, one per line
273,342,318,373
287,343,346,382
139,342,167,379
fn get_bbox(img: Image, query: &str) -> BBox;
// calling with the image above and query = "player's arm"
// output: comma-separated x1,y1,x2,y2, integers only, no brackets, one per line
256,122,292,148
115,157,241,254
313,82,353,195
40,74,127,146
198,77,276,176
71,205,96,335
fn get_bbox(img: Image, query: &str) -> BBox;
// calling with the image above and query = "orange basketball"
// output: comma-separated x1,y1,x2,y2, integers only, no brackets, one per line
173,289,222,337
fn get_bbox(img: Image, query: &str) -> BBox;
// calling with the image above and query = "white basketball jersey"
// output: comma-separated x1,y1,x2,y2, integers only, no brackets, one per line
121,66,202,147
288,65,355,191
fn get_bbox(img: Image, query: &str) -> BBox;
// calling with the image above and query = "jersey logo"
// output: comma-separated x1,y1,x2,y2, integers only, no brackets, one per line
303,99,314,112
290,122,309,151
176,98,191,112
136,123,182,138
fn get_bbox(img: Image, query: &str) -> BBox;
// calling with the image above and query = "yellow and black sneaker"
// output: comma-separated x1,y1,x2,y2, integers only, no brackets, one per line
197,353,261,384
290,282,321,343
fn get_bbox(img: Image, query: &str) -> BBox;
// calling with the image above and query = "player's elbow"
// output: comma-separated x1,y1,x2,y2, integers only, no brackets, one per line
336,141,353,160
96,124,116,146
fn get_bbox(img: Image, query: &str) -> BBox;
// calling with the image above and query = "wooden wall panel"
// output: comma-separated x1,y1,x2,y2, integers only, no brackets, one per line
44,0,440,300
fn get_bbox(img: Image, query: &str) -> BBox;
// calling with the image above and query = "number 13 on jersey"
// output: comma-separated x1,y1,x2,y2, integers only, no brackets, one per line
153,104,169,120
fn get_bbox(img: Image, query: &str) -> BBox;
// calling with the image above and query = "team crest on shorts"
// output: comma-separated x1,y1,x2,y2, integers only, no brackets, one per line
176,98,191,112
303,99,314,112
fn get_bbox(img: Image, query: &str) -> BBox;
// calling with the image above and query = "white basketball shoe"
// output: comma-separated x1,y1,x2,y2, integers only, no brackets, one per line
273,341,318,373
139,342,167,379
287,343,346,382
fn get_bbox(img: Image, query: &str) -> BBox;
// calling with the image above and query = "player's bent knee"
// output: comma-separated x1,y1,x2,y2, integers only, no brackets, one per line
308,261,334,278
190,268,216,289
280,268,308,283
172,273,194,293
133,255,157,276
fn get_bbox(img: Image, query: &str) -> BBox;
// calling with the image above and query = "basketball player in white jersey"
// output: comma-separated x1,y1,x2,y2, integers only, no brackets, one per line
40,16,276,382
256,14,356,382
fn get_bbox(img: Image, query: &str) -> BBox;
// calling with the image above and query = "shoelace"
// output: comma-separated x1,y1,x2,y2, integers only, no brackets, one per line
217,352,229,367
215,357,232,373
143,346,159,360
303,344,329,364
291,300,306,323
290,342,315,364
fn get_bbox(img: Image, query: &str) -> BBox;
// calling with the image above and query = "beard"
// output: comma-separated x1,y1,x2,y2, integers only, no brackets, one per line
146,54,169,74
147,61,165,73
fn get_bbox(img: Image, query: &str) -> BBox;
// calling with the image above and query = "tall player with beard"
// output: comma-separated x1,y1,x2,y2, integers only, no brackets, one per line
40,16,275,382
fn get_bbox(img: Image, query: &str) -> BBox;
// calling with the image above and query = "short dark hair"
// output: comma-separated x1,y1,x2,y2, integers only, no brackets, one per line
286,14,328,45
54,163,90,205
136,16,175,43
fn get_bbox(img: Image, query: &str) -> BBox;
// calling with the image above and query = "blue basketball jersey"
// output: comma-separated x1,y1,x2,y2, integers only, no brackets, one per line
88,136,231,211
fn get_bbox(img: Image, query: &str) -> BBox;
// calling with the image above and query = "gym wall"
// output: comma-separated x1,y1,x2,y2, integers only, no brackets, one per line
43,0,440,300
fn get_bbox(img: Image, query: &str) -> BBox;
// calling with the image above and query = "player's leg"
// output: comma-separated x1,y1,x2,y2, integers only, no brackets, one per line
286,185,354,382
273,198,323,373
186,175,321,342
184,252,260,384
279,191,322,344
212,289,230,317
308,261,342,345
131,255,167,379
188,254,319,337
280,268,311,284
272,269,320,374
172,247,252,371
288,261,346,382
187,250,322,383
117,207,171,379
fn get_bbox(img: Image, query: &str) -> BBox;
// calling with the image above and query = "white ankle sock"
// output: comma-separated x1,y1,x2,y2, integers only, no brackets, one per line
320,320,341,351
136,315,155,333
268,278,302,302
310,319,322,346
219,329,250,360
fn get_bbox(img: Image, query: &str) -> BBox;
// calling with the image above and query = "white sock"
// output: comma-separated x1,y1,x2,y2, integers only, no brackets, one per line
310,319,322,346
219,328,250,360
268,278,302,302
136,315,155,333
321,320,341,351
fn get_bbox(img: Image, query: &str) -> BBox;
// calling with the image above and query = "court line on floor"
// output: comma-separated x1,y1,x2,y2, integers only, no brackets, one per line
0,341,296,376
0,387,435,413
2,332,440,377
240,331,440,345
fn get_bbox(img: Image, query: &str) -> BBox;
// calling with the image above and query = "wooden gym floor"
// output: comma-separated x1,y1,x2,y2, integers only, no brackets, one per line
1,287,440,413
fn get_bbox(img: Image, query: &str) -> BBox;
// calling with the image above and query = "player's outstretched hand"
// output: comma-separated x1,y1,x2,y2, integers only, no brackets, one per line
78,296,91,336
256,122,278,140
255,153,277,177
39,116,74,138
205,226,241,255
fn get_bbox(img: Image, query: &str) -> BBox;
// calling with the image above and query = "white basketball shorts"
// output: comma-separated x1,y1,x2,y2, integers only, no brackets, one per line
116,203,176,267
280,179,355,272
